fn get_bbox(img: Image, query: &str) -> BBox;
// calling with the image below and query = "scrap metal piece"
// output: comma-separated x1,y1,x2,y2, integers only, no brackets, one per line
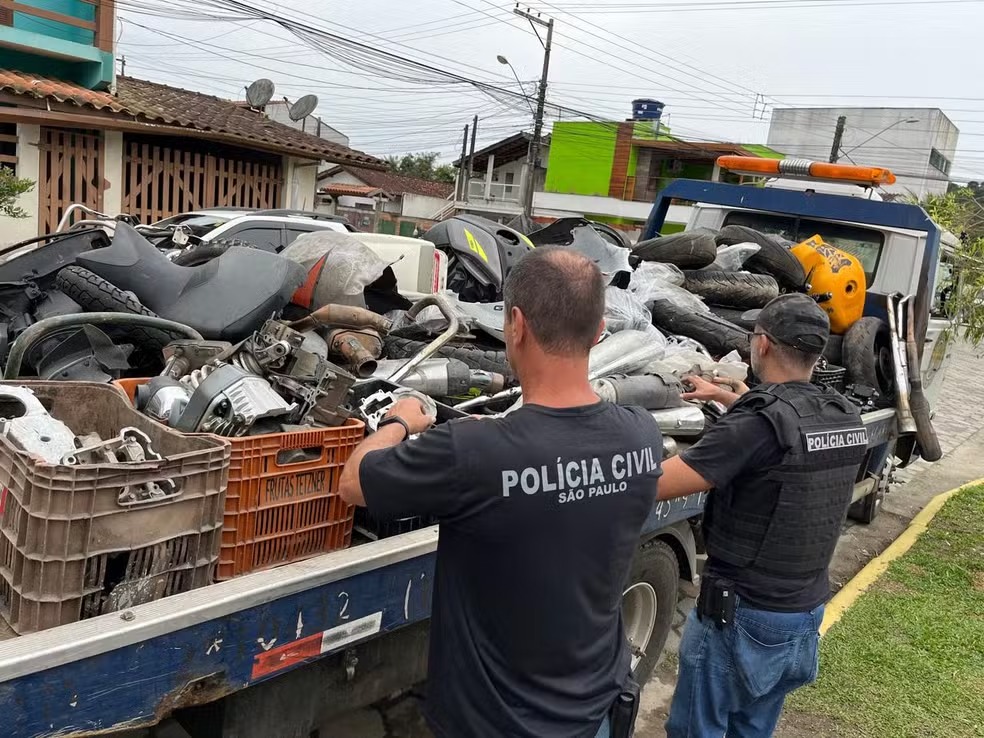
0,385,76,464
62,427,179,505
651,405,705,439
357,388,437,433
135,376,193,424
161,339,231,379
175,364,295,437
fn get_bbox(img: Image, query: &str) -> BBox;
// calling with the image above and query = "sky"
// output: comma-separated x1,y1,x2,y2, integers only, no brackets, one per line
115,0,984,182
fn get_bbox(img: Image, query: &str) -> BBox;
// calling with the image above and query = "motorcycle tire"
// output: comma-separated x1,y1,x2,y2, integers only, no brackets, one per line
823,334,844,365
631,231,717,269
716,226,806,291
683,270,779,309
54,266,184,352
707,305,759,330
715,224,788,248
843,316,895,402
382,336,514,381
172,238,255,267
650,298,751,359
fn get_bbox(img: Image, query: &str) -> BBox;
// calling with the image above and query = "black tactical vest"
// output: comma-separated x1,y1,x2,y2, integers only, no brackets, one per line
704,382,868,576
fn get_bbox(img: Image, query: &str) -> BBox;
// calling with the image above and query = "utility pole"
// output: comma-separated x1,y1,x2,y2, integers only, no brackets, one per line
513,6,553,220
829,115,847,163
456,123,470,203
467,114,479,180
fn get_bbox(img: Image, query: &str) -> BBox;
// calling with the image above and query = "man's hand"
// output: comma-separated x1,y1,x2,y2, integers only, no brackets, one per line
682,375,747,409
385,397,436,435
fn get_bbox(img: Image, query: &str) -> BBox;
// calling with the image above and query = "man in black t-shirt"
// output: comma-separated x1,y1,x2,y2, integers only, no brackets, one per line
656,295,867,738
339,247,663,738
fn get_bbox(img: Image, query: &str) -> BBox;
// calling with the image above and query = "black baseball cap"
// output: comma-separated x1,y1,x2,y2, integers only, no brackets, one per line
755,294,829,353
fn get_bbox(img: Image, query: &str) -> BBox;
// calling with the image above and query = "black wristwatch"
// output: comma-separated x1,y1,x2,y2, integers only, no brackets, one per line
378,416,411,440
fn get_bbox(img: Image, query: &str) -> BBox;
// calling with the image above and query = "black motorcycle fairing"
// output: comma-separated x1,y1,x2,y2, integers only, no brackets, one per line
528,217,631,286
0,230,109,285
423,215,534,302
76,223,306,341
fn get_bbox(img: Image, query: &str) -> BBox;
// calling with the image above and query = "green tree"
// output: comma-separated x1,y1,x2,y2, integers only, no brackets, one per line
384,152,455,183
920,188,984,345
0,169,33,218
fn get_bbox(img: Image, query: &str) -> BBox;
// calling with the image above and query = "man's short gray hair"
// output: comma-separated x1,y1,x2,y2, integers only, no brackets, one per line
503,247,605,356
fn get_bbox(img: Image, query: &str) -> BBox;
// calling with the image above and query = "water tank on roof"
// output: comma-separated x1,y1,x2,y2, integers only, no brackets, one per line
632,99,665,122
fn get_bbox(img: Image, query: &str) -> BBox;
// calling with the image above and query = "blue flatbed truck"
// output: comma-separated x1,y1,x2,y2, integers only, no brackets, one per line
0,175,948,737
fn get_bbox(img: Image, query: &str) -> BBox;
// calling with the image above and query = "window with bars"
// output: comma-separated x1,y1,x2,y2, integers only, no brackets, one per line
930,148,951,175
0,123,17,173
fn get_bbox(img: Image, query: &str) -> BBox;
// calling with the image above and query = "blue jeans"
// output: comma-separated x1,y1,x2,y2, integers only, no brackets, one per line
595,715,610,737
665,601,824,738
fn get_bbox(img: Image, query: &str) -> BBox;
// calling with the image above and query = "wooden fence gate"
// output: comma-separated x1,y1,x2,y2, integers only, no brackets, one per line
38,128,104,235
122,140,283,223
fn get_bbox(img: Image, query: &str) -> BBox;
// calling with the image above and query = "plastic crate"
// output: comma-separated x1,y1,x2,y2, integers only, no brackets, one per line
0,381,229,634
114,378,365,579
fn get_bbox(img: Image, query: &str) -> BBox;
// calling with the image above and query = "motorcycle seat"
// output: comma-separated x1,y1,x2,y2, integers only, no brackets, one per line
76,224,306,341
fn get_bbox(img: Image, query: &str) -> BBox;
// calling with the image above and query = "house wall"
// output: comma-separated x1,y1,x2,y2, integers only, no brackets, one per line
0,123,41,246
264,102,350,148
767,107,958,199
284,157,319,210
0,0,114,89
403,193,449,220
545,121,657,197
545,122,617,196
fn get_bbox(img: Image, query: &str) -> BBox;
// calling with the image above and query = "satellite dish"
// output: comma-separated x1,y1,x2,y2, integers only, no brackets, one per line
245,78,275,108
289,94,319,121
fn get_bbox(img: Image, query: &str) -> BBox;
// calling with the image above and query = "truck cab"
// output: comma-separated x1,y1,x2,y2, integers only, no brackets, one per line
684,175,953,408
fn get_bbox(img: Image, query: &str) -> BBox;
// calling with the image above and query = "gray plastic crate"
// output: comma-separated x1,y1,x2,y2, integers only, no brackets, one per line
0,381,230,634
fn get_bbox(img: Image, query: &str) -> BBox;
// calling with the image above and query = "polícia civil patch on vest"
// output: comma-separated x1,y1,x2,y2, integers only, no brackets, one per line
500,446,660,505
803,427,869,452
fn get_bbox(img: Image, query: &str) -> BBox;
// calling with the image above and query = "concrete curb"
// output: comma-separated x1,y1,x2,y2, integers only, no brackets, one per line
820,475,984,636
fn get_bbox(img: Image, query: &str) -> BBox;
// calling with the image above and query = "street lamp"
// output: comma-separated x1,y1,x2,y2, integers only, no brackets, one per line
840,117,920,159
497,55,535,116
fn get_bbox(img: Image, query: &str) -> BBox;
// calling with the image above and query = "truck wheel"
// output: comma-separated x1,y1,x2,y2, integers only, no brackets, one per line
650,299,751,359
172,238,256,266
843,317,895,402
382,336,513,380
632,232,717,269
683,270,779,309
623,540,680,686
848,454,893,524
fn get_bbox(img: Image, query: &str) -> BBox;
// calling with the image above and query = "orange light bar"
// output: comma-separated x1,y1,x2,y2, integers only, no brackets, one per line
717,156,897,187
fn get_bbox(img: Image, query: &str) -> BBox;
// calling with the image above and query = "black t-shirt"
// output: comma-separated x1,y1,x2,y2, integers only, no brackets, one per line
680,382,832,612
361,402,662,738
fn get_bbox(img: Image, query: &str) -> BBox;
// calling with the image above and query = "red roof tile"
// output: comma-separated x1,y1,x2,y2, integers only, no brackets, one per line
0,69,383,168
330,166,454,199
321,182,387,197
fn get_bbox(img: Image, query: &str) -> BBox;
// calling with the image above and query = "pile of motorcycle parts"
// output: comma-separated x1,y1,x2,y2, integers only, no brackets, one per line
140,317,360,436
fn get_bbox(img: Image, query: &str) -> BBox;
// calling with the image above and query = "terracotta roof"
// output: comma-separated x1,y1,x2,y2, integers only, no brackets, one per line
322,166,453,199
321,182,388,197
0,69,383,168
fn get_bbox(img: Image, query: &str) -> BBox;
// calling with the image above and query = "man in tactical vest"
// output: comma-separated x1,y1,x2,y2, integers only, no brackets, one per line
658,293,868,738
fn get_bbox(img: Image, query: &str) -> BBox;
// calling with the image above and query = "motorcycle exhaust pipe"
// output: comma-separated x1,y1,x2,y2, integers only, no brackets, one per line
328,329,381,378
904,299,943,462
884,294,917,435
291,305,393,335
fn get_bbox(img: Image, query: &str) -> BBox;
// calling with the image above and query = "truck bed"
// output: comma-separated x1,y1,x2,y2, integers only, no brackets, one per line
0,409,898,736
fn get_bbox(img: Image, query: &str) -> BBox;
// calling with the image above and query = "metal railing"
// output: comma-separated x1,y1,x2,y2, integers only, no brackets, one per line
467,180,520,202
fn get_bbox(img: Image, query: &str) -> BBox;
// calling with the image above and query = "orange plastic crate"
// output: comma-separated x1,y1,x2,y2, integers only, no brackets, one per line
114,379,365,579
